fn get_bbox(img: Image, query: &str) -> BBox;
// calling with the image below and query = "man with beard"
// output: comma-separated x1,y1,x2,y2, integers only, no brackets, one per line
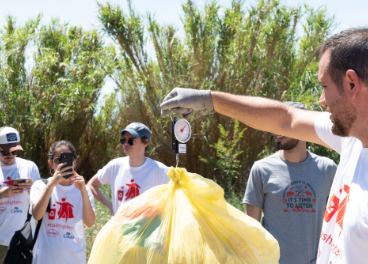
160,28,368,264
0,127,40,262
243,101,337,264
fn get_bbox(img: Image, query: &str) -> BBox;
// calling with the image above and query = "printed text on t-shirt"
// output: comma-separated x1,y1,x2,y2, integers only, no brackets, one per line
282,181,317,212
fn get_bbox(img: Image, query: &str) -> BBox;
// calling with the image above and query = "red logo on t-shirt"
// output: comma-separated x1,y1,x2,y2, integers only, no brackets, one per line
3,177,14,186
118,186,124,201
48,204,56,220
336,185,350,235
125,179,140,200
56,198,74,221
324,184,350,236
282,182,316,213
46,229,59,237
324,192,340,222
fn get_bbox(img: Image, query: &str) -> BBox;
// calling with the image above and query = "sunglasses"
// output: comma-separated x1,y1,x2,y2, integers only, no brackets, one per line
120,138,135,146
53,157,63,164
0,150,19,156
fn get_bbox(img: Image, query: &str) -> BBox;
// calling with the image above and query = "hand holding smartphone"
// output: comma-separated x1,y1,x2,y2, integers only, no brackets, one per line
13,179,27,187
60,152,74,179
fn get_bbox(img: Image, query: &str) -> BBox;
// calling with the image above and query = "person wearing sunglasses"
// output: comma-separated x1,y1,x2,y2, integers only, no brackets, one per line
88,122,169,216
0,126,40,262
29,140,95,264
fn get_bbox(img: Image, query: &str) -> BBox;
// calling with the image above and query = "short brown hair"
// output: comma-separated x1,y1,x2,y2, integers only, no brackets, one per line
317,28,368,90
140,136,149,152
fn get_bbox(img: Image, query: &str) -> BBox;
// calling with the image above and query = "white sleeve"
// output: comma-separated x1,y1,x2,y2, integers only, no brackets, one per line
29,180,46,214
31,163,41,182
97,160,116,185
314,112,344,154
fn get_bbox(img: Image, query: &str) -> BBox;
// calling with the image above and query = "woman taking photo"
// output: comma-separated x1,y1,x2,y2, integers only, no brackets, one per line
30,140,95,264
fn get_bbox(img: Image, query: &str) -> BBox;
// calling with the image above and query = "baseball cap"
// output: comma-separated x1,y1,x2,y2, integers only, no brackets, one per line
0,127,24,152
120,122,152,139
283,101,307,110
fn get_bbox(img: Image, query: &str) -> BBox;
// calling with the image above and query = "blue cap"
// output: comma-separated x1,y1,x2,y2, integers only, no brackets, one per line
120,122,152,139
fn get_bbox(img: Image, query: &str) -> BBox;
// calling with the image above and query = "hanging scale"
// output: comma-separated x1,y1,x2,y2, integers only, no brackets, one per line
171,112,192,167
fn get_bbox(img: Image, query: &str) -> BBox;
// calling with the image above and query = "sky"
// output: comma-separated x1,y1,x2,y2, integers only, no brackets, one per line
1,0,366,33
1,0,367,99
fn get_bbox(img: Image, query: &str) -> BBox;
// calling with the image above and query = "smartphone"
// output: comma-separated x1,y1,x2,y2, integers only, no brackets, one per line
60,152,74,178
13,179,27,186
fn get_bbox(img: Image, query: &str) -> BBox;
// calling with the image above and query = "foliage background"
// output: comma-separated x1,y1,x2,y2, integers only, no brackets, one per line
0,0,338,198
0,0,340,260
96,0,338,199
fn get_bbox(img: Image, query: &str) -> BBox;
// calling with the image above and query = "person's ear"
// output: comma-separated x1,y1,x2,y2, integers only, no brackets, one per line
319,88,326,106
48,159,53,170
346,70,360,99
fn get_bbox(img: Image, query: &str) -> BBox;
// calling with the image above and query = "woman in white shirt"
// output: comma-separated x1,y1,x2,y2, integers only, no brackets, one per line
30,140,95,264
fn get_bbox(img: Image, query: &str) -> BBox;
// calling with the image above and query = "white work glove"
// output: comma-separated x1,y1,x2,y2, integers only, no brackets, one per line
160,88,213,119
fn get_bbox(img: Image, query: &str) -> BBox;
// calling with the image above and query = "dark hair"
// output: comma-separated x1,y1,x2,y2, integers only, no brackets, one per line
48,140,77,160
140,136,149,152
317,28,368,90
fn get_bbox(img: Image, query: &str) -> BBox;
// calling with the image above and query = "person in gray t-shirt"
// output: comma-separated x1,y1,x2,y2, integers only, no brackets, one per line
243,102,337,264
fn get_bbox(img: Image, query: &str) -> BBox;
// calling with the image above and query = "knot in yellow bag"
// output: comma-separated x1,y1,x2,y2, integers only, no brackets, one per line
89,167,279,264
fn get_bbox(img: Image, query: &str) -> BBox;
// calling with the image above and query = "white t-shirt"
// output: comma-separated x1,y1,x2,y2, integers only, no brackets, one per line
0,157,40,246
97,157,169,215
315,112,368,264
30,178,95,264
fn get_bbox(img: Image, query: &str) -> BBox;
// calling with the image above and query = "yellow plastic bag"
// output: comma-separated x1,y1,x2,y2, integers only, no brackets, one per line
89,167,279,264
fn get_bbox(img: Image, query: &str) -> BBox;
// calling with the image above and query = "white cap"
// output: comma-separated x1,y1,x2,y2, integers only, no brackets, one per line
0,127,23,152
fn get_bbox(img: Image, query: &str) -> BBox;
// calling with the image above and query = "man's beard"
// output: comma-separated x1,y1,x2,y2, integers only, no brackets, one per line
275,138,299,151
329,96,357,137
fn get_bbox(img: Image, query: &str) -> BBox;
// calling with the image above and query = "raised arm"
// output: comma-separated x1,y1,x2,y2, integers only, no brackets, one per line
72,172,95,227
160,88,327,147
211,92,325,146
32,182,54,220
32,163,71,220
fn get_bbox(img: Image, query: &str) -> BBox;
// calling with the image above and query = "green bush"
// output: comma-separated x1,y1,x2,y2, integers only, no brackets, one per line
0,16,113,177
0,0,337,196
97,0,335,195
